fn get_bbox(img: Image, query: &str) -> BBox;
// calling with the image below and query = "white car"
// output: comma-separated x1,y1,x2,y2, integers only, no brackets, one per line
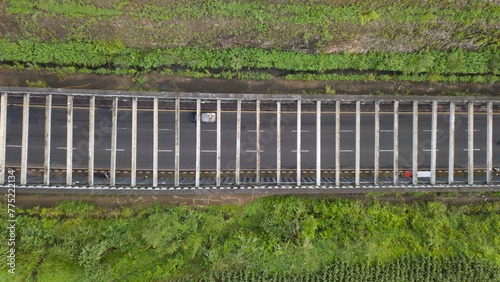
190,112,216,123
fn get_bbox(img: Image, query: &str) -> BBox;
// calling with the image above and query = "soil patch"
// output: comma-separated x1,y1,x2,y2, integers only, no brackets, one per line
1,69,498,96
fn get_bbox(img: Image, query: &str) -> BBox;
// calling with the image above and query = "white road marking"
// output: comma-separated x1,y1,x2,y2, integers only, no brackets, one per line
340,149,353,152
59,125,78,128
340,130,353,132
463,149,481,151
248,130,264,132
7,145,21,148
464,130,480,132
105,148,125,152
158,128,172,131
423,129,439,132
380,130,393,132
158,149,172,152
246,150,264,153
291,150,309,152
291,130,309,133
423,149,440,152
201,150,217,153
380,149,394,152
57,147,76,150
202,129,217,132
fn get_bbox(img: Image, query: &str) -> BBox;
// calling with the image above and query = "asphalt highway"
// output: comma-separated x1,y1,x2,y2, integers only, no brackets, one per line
4,103,500,171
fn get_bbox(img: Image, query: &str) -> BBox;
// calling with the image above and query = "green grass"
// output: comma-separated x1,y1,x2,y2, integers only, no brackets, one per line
1,197,500,280
1,0,499,51
0,0,499,83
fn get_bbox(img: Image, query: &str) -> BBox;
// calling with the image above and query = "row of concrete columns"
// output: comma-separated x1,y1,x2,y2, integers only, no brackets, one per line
0,95,496,186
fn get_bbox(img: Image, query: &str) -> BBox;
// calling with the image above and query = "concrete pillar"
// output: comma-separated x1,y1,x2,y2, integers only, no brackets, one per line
393,101,399,185
20,94,29,185
174,99,180,187
256,100,261,184
236,100,241,185
131,97,137,187
335,101,340,187
276,101,281,185
110,97,118,187
412,101,418,185
0,93,7,184
355,101,360,186
374,101,380,185
297,100,301,186
468,102,474,185
153,98,158,187
430,101,437,185
195,99,201,187
487,102,493,184
448,102,455,184
316,101,321,186
88,96,95,186
216,99,221,187
43,95,52,185
66,95,73,186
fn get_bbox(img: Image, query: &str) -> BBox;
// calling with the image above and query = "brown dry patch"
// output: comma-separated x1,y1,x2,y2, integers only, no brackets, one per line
6,192,500,210
1,68,499,96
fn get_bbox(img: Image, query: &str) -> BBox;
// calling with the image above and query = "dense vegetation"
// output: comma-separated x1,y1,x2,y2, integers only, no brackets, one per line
0,0,499,83
1,196,500,281
1,39,499,84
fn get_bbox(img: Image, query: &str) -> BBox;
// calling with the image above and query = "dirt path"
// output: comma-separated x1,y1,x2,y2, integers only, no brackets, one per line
1,69,498,96
5,192,499,210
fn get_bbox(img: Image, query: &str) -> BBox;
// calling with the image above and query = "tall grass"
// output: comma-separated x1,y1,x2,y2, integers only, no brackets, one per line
1,197,499,280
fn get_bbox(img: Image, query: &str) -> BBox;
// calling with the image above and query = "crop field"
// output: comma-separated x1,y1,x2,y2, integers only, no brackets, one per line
0,0,499,84
1,196,500,281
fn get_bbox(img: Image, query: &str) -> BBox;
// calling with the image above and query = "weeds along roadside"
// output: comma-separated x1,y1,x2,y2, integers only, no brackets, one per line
1,195,499,280
0,39,499,86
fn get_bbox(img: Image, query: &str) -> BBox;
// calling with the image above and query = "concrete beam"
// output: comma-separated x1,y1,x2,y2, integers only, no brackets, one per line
43,95,52,185
66,95,73,186
175,99,180,187
277,101,281,185
153,98,158,187
355,101,360,186
412,101,418,185
316,101,321,186
335,101,340,187
131,97,137,187
256,100,261,184
0,93,7,184
20,94,29,185
297,100,301,186
374,101,380,185
487,102,493,184
110,97,118,187
448,102,455,184
88,96,95,186
393,101,399,185
430,101,437,185
216,99,221,187
196,99,201,187
468,102,474,185
236,100,241,185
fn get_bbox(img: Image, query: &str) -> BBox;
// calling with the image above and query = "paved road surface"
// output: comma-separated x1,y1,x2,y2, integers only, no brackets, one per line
4,102,500,171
